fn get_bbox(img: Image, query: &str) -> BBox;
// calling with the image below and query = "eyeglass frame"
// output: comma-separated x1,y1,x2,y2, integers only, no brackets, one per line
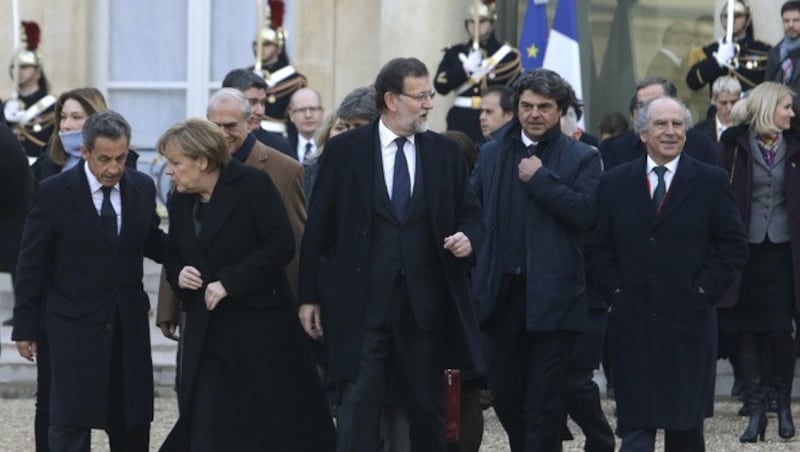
397,91,437,102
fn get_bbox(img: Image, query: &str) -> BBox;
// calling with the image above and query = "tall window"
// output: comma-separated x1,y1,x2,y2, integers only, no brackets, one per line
96,0,264,149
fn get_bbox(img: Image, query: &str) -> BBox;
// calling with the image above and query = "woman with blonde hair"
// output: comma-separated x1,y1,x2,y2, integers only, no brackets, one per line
719,81,799,442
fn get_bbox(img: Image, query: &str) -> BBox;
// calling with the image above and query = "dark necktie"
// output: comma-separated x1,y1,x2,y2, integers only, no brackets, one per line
101,186,118,240
304,142,313,161
652,166,667,211
391,137,410,220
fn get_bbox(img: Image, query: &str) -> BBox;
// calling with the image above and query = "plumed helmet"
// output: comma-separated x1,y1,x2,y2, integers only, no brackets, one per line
720,0,751,24
255,0,286,47
465,0,497,22
16,21,43,67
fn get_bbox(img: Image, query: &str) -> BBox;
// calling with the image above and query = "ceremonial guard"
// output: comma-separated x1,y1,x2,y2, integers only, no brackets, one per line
434,0,521,143
686,0,770,95
4,21,56,157
248,0,307,137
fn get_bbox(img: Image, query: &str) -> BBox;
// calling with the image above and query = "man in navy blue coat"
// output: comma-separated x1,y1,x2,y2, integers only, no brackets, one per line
471,69,602,451
589,96,748,451
298,57,484,452
13,111,168,451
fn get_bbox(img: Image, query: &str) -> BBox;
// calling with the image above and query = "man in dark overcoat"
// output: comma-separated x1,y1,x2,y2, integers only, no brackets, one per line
589,96,748,451
13,111,168,451
298,57,484,452
471,68,602,451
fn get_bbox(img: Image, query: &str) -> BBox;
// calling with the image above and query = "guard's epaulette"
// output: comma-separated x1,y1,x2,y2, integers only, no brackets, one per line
269,75,307,99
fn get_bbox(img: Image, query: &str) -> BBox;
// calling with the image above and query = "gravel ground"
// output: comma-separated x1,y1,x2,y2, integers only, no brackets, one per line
1,397,798,451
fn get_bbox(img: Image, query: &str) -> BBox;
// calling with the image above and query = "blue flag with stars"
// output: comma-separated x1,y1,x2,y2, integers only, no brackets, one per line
519,0,549,70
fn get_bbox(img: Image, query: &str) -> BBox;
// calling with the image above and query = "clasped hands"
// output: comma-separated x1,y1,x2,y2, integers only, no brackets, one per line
179,265,227,311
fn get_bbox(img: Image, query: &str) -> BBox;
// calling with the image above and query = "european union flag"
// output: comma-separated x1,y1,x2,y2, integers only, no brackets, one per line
519,0,549,70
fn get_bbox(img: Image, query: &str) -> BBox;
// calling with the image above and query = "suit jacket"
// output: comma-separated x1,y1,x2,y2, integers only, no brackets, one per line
12,162,167,429
156,140,305,326
298,119,485,381
599,129,718,170
589,154,747,431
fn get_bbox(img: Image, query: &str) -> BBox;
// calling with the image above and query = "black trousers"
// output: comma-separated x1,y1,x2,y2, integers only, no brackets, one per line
336,276,445,452
485,275,576,452
48,310,149,452
562,368,615,452
619,426,705,452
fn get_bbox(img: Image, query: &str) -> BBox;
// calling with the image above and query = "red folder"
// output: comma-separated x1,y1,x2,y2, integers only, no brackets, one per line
444,369,461,442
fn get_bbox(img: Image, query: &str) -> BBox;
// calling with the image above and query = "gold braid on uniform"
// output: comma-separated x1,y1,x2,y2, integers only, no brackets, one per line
492,51,522,85
14,110,54,148
268,75,308,100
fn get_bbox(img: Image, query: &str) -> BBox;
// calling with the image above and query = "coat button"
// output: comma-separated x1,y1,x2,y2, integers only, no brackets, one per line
355,267,361,273
649,237,656,245
362,230,368,237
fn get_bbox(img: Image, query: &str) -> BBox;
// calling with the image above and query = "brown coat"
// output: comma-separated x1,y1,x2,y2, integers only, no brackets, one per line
156,140,306,326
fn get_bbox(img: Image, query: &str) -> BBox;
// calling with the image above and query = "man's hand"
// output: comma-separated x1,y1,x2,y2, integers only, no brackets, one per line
178,266,203,290
518,155,543,182
444,232,473,258
299,304,323,340
16,340,37,362
158,322,179,341
204,281,228,311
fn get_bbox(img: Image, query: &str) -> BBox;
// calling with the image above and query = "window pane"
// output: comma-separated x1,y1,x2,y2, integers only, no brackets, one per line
210,0,259,81
109,0,187,81
108,90,186,149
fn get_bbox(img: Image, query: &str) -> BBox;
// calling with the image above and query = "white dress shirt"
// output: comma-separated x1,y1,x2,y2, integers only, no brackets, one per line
646,154,680,198
297,137,317,163
84,163,121,234
378,118,416,197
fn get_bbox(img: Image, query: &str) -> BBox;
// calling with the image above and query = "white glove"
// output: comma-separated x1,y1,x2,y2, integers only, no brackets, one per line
713,39,736,68
459,48,483,75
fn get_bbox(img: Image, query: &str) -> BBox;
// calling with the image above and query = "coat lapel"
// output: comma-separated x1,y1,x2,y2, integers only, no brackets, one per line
625,157,656,224
354,124,378,212
117,173,140,242
653,155,695,227
66,163,117,246
417,133,441,217
197,162,244,251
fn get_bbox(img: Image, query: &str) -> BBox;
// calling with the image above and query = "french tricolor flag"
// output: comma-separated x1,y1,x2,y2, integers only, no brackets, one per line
543,0,583,126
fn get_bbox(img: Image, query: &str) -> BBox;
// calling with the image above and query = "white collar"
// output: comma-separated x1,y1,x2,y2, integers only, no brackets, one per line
378,117,416,149
646,153,680,174
83,162,119,193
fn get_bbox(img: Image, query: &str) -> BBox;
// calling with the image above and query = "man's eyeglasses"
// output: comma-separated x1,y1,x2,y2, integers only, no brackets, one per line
291,106,323,115
398,91,436,102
